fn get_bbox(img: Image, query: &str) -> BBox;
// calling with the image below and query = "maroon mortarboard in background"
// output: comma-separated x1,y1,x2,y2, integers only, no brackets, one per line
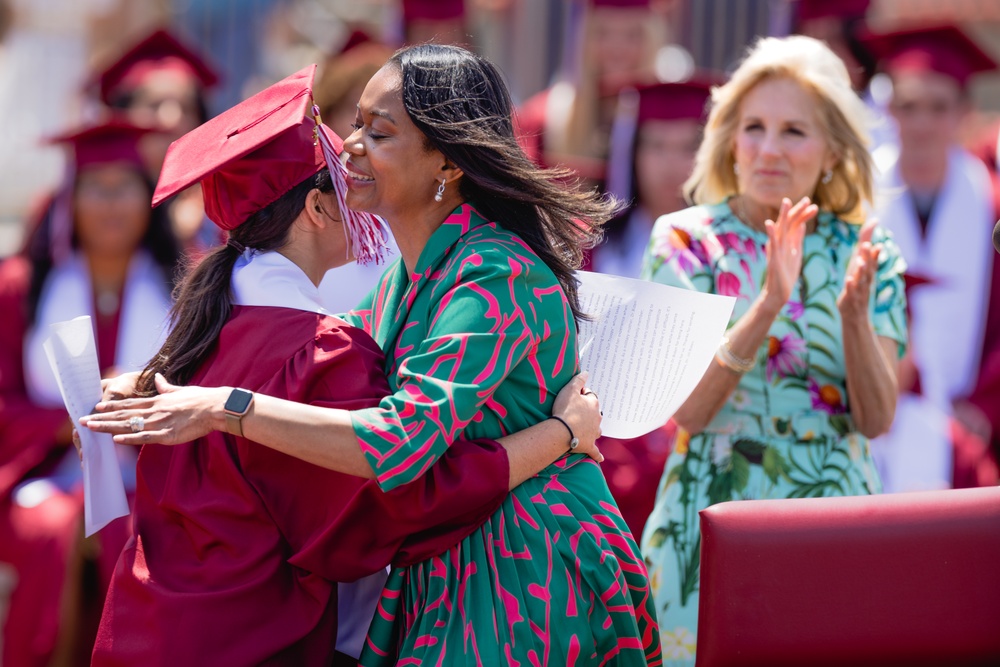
860,24,999,88
635,79,714,125
153,65,327,231
47,119,152,170
796,0,870,22
402,0,465,21
96,28,220,105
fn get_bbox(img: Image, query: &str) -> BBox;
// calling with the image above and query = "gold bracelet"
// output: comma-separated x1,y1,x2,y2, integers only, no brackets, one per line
715,336,756,374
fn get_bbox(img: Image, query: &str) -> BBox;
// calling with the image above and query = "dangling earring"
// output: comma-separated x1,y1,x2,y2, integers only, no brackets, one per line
733,163,741,176
822,169,833,184
434,178,446,203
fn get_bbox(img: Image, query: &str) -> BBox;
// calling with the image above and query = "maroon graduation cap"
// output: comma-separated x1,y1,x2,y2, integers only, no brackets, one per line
796,0,870,22
860,24,998,88
96,28,220,105
151,65,387,264
48,118,152,170
635,78,714,124
152,66,328,231
402,0,465,21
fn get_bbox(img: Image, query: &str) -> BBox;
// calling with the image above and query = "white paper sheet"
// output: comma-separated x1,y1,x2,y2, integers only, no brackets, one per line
577,271,736,439
43,316,129,536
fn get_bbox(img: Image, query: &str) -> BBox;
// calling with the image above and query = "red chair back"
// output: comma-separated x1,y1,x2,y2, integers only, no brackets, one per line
696,487,1000,667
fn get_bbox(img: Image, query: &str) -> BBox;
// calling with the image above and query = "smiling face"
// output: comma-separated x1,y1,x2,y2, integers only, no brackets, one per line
732,76,835,212
342,65,451,224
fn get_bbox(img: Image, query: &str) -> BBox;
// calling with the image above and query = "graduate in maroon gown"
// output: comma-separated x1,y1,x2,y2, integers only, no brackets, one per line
0,121,180,667
89,66,600,667
862,24,1000,491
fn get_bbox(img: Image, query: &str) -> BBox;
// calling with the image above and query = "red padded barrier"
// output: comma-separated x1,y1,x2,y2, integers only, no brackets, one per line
696,487,1000,667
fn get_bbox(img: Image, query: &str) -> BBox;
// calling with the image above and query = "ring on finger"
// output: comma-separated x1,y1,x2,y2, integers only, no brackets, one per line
583,390,599,401
129,416,145,433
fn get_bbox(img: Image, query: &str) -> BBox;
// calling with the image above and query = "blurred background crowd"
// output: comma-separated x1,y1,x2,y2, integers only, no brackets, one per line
2,0,1000,256
2,0,1000,665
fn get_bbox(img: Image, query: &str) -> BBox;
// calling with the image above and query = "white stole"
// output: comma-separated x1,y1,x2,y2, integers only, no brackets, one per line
873,148,994,492
231,249,330,315
878,148,993,403
231,249,386,659
23,251,173,408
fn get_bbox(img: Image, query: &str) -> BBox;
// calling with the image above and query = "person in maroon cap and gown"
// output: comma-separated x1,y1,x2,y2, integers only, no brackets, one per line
516,0,663,186
92,28,222,255
585,79,715,538
86,65,601,667
0,120,180,667
864,24,1000,491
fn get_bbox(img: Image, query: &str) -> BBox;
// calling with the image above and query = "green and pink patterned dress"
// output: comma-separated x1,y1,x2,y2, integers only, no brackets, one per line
639,200,908,665
347,204,660,666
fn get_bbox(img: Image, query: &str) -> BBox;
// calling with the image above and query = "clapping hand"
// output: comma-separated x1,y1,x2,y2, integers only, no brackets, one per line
761,197,818,309
838,220,881,322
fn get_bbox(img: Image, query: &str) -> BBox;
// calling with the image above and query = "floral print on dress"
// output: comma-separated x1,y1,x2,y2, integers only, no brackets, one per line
639,199,907,666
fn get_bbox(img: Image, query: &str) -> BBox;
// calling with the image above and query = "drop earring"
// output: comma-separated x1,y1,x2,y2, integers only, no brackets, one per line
434,178,446,203
733,163,741,176
822,169,833,184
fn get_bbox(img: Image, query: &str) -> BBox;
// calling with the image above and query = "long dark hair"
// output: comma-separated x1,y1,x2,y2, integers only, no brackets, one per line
136,169,332,394
24,172,180,325
389,43,620,324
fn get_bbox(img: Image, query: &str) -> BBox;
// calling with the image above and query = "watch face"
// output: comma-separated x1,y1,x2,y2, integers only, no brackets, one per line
225,388,253,414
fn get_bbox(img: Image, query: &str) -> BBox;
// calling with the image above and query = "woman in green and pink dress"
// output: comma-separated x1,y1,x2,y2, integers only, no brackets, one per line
638,36,908,665
86,44,660,665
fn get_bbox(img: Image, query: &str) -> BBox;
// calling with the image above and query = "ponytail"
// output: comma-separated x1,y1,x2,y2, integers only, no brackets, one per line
137,169,333,394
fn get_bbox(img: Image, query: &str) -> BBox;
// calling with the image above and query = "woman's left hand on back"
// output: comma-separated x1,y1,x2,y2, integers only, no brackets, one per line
80,374,229,446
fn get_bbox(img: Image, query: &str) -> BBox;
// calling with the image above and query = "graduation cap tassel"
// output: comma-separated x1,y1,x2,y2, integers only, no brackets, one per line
312,106,388,266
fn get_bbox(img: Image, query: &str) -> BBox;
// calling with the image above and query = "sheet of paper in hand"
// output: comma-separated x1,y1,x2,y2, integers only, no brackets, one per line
576,271,736,439
43,316,130,536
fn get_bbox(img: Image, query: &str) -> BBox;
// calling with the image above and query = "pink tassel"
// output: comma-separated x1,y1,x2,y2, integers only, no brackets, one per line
312,106,388,266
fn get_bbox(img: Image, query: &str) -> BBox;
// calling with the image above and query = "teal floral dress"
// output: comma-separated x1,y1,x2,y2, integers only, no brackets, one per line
639,200,907,665
346,204,660,666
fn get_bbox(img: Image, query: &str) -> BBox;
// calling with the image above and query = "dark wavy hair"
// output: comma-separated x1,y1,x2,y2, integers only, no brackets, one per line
136,169,332,394
24,171,180,325
388,43,620,324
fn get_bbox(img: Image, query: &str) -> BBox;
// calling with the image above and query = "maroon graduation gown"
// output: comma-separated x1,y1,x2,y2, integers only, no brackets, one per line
91,306,510,666
0,255,143,667
0,257,81,667
0,257,72,497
